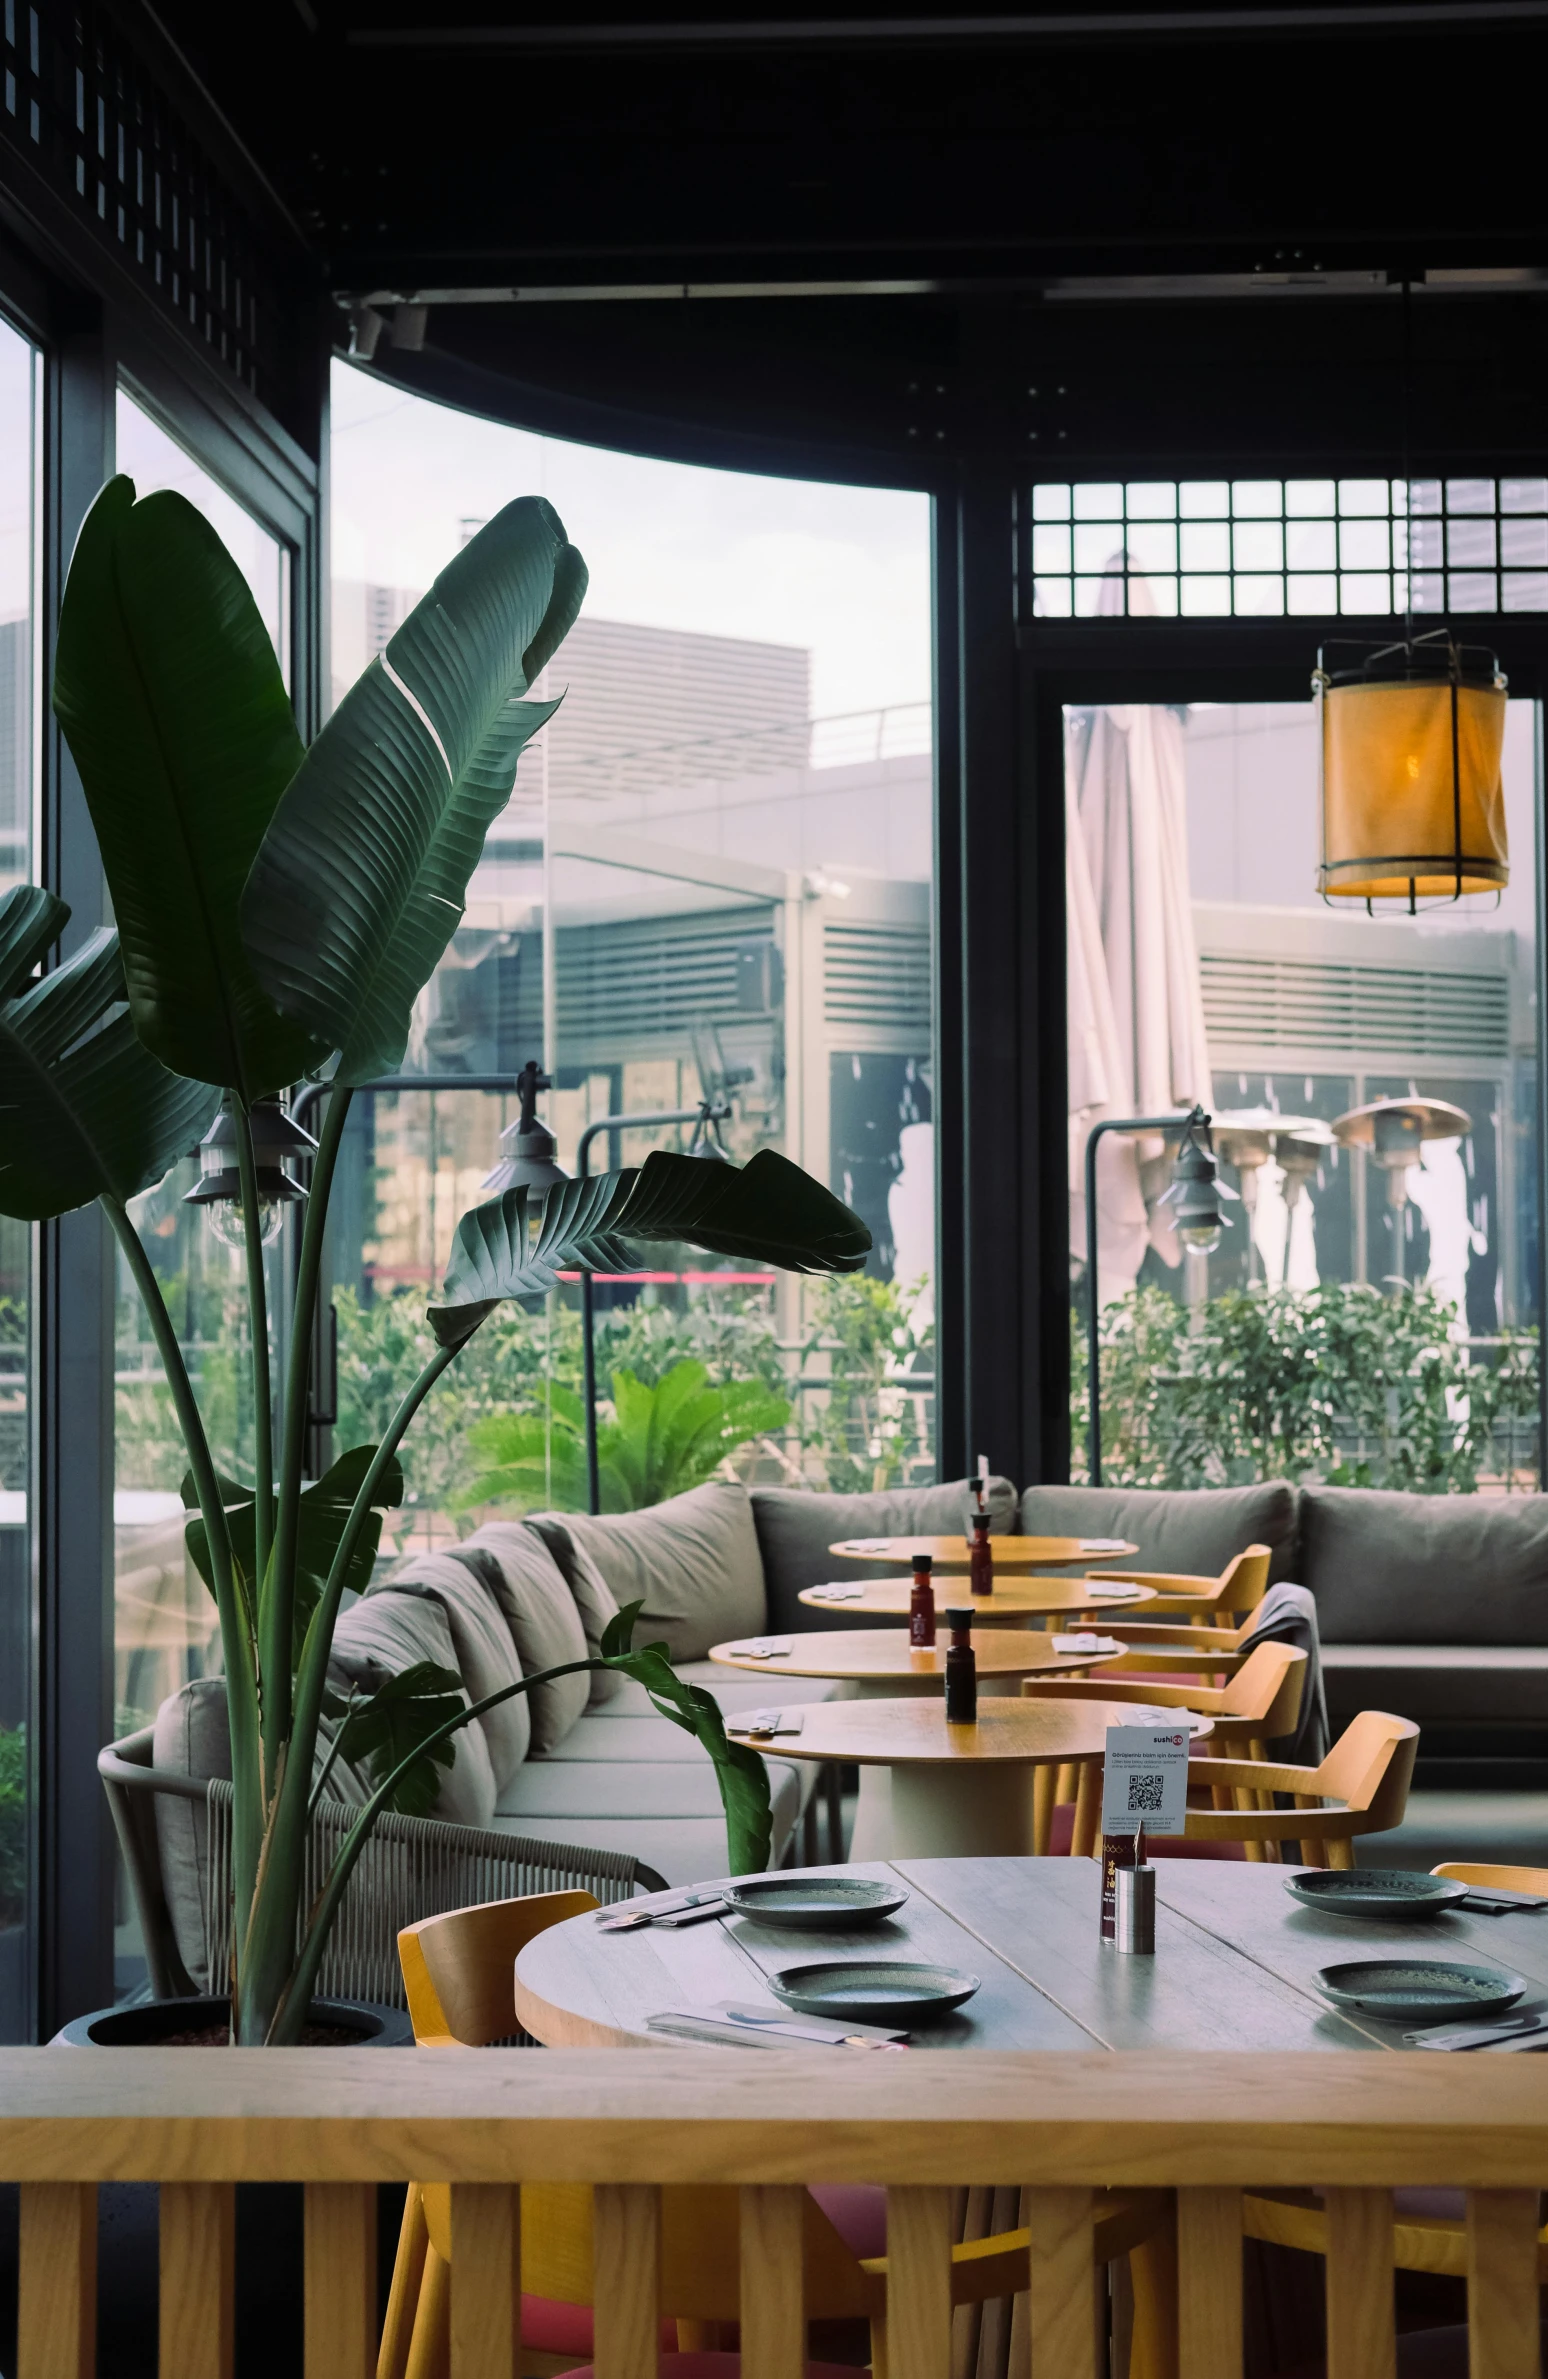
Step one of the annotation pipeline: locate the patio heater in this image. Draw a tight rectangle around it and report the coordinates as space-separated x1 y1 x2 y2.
1331 1095 1472 1289
1208 1109 1326 1286
1082 1106 1235 1486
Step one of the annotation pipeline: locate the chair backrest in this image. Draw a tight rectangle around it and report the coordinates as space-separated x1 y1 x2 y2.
1314 1711 1420 1824
1432 1861 1548 1892
1217 1545 1272 1612
1220 1641 1306 1736
400 1893 876 2321
399 1891 599 2045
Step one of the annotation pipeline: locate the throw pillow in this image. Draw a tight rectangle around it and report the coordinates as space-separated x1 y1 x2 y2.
1017 1481 1300 1588
533 1480 765 1663
450 1531 590 1751
484 1517 623 1703
749 1476 1017 1635
331 1586 497 1822
376 1551 531 1787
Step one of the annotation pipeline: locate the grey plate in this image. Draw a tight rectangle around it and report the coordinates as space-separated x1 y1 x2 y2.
721 1877 909 1930
1286 1869 1469 1922
1316 1958 1527 2026
769 1959 980 2023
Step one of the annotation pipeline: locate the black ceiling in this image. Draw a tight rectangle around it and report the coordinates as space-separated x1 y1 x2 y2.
142 1 1548 480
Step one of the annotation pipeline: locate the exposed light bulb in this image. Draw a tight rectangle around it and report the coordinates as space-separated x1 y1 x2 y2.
207 1195 286 1251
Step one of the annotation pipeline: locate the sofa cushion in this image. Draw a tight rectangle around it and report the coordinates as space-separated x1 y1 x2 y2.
1016 1481 1300 1586
1300 1486 1548 1647
445 1533 590 1752
749 1477 1017 1635
375 1552 530 1788
513 1518 623 1703
1321 1643 1548 1725
151 1676 233 1990
331 1588 498 1822
536 1482 765 1663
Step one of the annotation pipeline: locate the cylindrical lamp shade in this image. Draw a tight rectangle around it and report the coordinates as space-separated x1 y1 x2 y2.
1319 668 1508 902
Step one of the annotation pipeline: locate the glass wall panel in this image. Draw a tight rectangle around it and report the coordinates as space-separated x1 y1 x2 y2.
109 393 290 1995
0 314 38 2039
327 359 935 1545
1070 692 1539 1495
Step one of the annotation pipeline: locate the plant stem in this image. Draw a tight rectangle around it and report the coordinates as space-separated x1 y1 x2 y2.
232 1103 274 1598
238 1336 460 2043
263 1083 351 1772
103 1194 263 1912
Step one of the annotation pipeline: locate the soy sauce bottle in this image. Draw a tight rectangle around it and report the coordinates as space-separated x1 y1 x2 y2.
969 1508 994 1598
908 1552 936 1647
944 1608 978 1723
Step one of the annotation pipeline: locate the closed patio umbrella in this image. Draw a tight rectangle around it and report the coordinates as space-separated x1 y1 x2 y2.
1066 580 1214 1299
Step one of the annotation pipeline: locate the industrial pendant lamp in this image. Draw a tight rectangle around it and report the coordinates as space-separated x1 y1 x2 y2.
1314 629 1509 912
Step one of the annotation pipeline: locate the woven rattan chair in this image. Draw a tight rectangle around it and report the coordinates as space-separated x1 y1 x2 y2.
98 1724 665 2008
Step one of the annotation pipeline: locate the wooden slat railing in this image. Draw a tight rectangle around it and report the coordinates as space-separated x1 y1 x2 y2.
3 2047 1547 2379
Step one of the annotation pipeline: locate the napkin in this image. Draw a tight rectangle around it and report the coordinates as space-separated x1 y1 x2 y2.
809 1585 865 1603
729 1637 793 1658
1083 1582 1138 1599
845 1538 897 1553
1080 1538 1130 1553
1052 1633 1123 1656
1407 2014 1548 2051
1459 1887 1548 1914
647 2001 908 2049
729 1709 804 1739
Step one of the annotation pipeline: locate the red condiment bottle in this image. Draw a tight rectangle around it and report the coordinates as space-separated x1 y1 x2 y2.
908 1552 936 1647
969 1509 994 1598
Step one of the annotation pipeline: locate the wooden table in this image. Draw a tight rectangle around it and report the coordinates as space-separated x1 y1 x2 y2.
514 1855 1548 2056
721 1694 1211 1859
828 1533 1138 1570
799 1576 1156 1625
708 1627 1125 1699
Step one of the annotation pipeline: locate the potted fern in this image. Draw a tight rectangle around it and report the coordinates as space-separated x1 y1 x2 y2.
14 478 869 2043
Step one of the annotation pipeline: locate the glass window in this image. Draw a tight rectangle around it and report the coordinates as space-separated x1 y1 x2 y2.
0 313 37 2042
1069 690 1539 1496
326 359 936 1541
109 390 290 1999
1032 476 1548 621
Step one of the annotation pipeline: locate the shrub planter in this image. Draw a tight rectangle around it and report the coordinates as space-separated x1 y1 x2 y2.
51 1994 412 2047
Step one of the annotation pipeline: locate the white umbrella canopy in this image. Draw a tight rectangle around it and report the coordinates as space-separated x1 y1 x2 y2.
1066 676 1214 1302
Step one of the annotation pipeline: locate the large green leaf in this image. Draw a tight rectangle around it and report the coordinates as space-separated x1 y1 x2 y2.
242 498 587 1085
0 890 219 1221
428 1148 871 1352
182 1444 405 1662
320 1660 464 1818
51 477 326 1101
598 1605 772 1874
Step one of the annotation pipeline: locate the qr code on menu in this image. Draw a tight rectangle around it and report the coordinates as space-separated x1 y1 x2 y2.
1126 1773 1165 1813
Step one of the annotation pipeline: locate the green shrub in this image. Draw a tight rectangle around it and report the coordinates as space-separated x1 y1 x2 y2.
463 1357 791 1514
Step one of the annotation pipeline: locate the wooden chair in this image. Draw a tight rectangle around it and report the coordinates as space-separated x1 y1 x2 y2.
1022 1642 1307 1859
1083 1542 1272 1620
1045 1709 1417 1864
1431 1859 1548 1894
385 1894 1182 2379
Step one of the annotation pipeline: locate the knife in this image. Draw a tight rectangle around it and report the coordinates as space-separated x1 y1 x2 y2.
1406 2013 1548 2050
596 1888 728 1932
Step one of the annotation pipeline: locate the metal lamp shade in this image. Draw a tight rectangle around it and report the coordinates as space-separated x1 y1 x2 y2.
1318 657 1508 904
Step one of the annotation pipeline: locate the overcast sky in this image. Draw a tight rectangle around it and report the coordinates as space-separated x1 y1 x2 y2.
330 358 933 721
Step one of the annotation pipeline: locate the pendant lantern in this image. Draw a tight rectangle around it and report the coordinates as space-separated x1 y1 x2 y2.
1315 630 1509 910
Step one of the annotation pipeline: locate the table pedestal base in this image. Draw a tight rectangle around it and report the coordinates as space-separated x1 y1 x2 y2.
848 1762 1039 1859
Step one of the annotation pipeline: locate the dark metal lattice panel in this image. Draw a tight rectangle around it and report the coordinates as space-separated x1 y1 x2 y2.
0 0 298 408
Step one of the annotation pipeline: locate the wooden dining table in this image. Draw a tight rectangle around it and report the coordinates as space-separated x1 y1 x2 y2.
514 1856 1548 2055
721 1696 1212 1859
827 1533 1138 1571
799 1576 1156 1625
708 1626 1127 1697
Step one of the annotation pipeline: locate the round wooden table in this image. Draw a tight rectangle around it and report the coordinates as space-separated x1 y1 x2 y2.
799 1576 1155 1625
723 1694 1211 1859
828 1533 1137 1570
708 1626 1125 1699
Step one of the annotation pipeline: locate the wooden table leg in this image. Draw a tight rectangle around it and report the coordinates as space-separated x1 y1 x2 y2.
1071 1761 1102 1859
1032 1764 1055 1856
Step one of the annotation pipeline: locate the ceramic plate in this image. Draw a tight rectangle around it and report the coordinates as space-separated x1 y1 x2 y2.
1315 1959 1527 2026
768 1960 980 2022
721 1878 908 1930
1285 1870 1470 1922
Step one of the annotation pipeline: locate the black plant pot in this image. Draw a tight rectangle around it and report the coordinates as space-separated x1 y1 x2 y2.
50 1992 413 2047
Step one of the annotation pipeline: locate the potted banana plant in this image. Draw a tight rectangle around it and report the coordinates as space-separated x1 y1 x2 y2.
12 478 869 2044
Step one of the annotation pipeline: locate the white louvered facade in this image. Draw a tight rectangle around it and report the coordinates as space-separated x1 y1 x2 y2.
823 921 931 1033
1201 951 1511 1062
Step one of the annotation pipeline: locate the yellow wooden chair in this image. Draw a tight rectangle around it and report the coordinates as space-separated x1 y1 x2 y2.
1085 1542 1272 1620
1431 1859 1548 1895
383 1893 1182 2379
